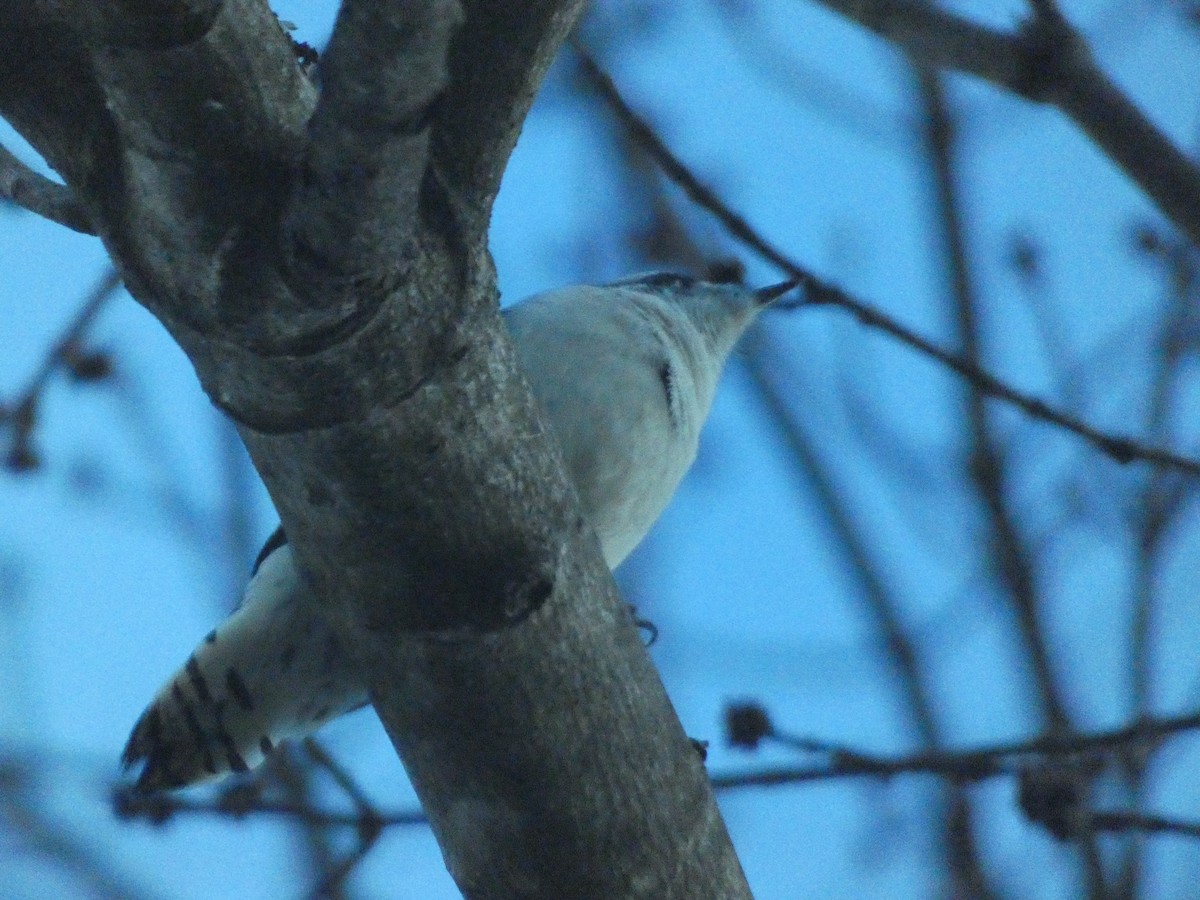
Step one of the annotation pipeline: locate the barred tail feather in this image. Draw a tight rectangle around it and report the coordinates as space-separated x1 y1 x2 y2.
122 539 368 791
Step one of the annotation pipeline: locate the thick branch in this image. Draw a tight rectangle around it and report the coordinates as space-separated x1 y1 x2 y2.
436 0 587 234
809 0 1200 247
0 144 95 234
0 22 111 211
282 0 463 287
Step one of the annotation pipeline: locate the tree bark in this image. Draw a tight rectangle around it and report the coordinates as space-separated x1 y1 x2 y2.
0 1 750 895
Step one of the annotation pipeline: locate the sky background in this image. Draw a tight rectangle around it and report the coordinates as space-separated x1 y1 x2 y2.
3 0 1200 897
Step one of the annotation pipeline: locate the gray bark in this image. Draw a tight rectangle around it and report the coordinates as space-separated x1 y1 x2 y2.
0 1 750 896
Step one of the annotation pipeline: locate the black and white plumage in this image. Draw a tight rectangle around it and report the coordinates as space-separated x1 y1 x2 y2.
122 526 369 790
122 274 796 791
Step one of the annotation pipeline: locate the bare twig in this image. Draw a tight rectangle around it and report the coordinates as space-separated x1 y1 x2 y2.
1 763 153 900
301 738 385 897
303 738 380 820
117 741 393 896
2 267 122 471
1111 227 1200 898
1091 811 1200 841
914 66 1106 891
807 0 1200 247
574 48 1200 478
268 749 348 900
112 784 425 829
0 143 95 235
741 333 997 896
6 268 121 407
715 702 1200 789
1018 766 1200 845
114 702 1200 850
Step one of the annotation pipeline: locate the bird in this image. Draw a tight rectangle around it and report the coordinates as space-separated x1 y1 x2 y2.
122 272 798 791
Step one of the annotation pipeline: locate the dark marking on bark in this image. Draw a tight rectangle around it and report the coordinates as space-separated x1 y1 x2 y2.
279 644 296 672
406 91 443 136
204 629 217 644
259 736 273 756
322 634 339 671
528 575 554 607
312 705 331 722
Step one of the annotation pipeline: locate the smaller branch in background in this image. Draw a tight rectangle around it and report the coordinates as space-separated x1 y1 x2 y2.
1 268 121 472
301 739 385 898
266 746 346 900
781 287 1200 476
719 701 1200 785
1 759 154 900
721 702 1200 846
1018 764 1200 843
573 47 1200 478
808 0 1200 248
115 741 401 896
0 144 95 235
1090 811 1200 841
112 783 426 830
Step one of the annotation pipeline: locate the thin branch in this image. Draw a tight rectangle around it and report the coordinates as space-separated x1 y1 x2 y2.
807 0 1200 247
915 66 1105 890
1114 225 1200 899
1 764 154 900
1091 811 1200 841
118 742 393 895
791 288 1200 473
7 268 121 407
268 750 348 900
714 704 1200 789
112 785 426 829
302 737 387 897
296 741 386 899
574 48 1200 478
741 334 997 896
915 62 1070 725
0 144 95 234
2 267 122 471
1130 235 1199 717
302 738 380 823
720 705 1200 787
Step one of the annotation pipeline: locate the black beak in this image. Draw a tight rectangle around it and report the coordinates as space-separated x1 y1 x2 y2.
754 279 800 305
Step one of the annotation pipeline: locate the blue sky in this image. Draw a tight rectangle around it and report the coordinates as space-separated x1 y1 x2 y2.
3 1 1200 897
